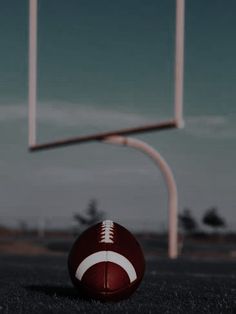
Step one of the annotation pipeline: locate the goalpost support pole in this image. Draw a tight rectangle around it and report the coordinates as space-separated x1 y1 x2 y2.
103 136 179 259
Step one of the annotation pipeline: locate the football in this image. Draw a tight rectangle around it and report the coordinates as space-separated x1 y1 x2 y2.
68 220 145 301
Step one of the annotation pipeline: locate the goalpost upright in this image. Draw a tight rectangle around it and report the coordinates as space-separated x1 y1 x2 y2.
28 0 38 147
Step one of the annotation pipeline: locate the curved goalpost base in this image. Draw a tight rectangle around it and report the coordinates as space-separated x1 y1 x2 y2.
103 136 178 259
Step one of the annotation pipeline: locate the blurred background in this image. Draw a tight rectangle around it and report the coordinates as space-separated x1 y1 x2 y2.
0 0 235 257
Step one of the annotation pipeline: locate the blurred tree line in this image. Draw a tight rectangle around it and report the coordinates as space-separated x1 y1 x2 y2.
179 207 226 235
73 199 105 233
73 201 228 236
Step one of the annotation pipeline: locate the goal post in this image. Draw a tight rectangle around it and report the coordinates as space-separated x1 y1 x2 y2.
28 0 37 147
27 0 186 259
174 0 185 129
28 0 185 150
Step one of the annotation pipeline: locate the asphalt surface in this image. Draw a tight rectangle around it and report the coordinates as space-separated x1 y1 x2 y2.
0 255 235 313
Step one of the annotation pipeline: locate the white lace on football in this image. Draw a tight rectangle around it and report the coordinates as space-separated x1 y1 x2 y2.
99 220 114 243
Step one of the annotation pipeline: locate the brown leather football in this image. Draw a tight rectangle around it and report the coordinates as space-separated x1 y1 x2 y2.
68 220 145 301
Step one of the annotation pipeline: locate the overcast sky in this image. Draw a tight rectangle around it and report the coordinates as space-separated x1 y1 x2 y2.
0 0 235 231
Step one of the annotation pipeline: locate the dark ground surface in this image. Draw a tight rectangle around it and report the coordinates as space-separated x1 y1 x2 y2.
0 254 235 314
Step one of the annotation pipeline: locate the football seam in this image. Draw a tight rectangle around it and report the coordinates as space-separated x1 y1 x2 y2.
81 275 143 296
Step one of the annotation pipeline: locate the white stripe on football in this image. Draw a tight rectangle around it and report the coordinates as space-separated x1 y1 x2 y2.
75 250 137 283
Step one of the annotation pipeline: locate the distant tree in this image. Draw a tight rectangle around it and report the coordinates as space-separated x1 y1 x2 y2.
73 199 105 232
178 208 198 235
202 207 226 232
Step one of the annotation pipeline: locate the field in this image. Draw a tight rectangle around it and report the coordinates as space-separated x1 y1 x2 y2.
0 253 235 313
